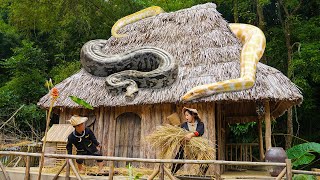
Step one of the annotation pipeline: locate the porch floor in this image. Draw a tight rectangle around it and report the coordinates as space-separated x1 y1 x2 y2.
1 167 275 180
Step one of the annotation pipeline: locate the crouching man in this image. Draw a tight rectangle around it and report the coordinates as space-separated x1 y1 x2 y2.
66 115 104 173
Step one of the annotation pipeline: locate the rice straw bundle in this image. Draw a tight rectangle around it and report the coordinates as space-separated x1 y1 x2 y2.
146 125 215 160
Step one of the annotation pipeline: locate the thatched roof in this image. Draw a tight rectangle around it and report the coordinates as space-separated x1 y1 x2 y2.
38 3 302 118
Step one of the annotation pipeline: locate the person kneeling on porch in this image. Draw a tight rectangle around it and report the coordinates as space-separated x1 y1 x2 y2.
66 115 104 174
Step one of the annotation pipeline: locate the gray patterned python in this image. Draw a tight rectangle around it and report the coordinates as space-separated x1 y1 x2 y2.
80 39 178 98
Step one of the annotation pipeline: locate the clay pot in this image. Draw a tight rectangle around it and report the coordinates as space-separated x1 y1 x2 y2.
265 147 287 177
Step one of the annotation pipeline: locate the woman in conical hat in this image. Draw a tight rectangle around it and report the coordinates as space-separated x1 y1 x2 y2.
171 107 208 175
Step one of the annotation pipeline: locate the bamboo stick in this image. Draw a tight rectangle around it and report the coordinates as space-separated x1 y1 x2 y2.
275 167 286 180
148 164 160 180
264 100 272 150
24 156 30 180
159 163 164 180
214 164 221 180
0 160 11 180
68 159 82 180
65 160 70 180
258 118 264 160
109 161 114 180
292 170 320 176
286 159 292 180
52 161 67 180
0 151 287 166
38 91 58 180
13 156 22 167
164 167 176 180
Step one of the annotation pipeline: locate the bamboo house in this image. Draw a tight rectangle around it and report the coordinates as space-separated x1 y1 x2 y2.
38 3 302 170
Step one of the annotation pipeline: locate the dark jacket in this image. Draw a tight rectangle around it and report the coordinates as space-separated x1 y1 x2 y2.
66 127 100 154
180 121 204 136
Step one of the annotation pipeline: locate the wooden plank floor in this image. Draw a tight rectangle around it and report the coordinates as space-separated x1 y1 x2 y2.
3 167 275 180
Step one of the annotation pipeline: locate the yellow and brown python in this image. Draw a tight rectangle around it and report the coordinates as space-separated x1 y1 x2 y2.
111 6 266 101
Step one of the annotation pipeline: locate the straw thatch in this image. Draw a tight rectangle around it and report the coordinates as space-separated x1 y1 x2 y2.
146 125 215 160
38 3 302 118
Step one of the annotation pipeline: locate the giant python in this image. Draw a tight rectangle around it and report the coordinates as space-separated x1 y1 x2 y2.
80 6 177 98
82 6 266 101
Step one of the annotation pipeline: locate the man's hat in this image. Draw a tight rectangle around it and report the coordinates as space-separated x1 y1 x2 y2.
67 115 88 126
182 107 199 115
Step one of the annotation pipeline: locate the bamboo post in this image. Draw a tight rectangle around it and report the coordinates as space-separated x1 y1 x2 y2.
164 167 176 180
148 164 160 180
214 164 221 180
264 100 272 151
24 156 30 180
68 159 82 180
159 163 164 180
286 159 292 180
0 160 11 180
38 92 58 180
52 161 67 180
65 160 70 180
275 167 286 180
13 156 22 167
258 118 265 161
109 161 114 180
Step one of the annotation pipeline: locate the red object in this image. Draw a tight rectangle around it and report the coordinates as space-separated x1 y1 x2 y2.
51 87 59 98
194 131 199 136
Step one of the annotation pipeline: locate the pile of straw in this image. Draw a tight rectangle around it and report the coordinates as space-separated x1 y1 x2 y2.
146 125 215 160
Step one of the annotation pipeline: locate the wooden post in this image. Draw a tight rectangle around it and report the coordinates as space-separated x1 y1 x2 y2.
264 100 272 151
109 161 114 180
275 167 286 180
0 160 11 180
24 156 31 180
217 104 222 160
286 159 292 180
212 102 216 160
164 167 176 180
148 164 160 180
13 156 22 167
68 159 82 180
258 118 265 160
159 163 164 180
65 160 70 180
53 161 67 180
214 164 221 180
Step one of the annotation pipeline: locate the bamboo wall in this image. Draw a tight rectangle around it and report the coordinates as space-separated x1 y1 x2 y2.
58 102 217 163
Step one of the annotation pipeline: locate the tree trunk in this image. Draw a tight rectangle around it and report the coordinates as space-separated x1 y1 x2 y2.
233 0 239 23
256 0 267 64
276 0 302 149
286 108 293 149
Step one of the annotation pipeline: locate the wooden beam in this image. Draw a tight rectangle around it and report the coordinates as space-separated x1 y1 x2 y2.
275 167 286 180
217 104 222 160
24 156 30 180
264 100 272 151
286 159 292 180
68 159 82 180
212 103 216 160
65 160 70 180
109 161 114 180
258 118 265 161
53 161 67 180
159 163 164 180
0 160 11 180
0 151 288 166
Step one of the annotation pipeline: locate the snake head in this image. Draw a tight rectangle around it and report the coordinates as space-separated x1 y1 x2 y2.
181 86 207 102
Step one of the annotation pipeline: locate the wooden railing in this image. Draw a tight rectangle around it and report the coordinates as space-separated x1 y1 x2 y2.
0 151 319 180
226 143 260 162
